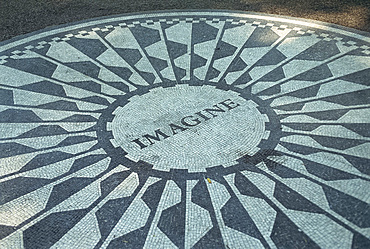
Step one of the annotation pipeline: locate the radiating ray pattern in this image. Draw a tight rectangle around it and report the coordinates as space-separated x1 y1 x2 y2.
0 11 369 248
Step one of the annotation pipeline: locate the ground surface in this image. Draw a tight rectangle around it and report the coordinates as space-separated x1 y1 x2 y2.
0 10 369 248
0 0 369 42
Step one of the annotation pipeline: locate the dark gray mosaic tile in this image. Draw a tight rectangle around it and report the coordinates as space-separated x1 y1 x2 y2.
322 89 370 106
67 38 107 60
16 125 69 138
343 155 370 175
304 109 349 120
60 113 98 122
213 41 237 60
295 40 341 61
265 160 304 178
303 160 357 181
285 84 321 98
259 67 285 81
340 68 370 85
255 48 286 66
343 123 370 137
130 25 161 48
68 154 107 173
23 210 88 249
158 202 186 247
21 81 67 97
274 182 323 213
0 89 13 105
221 197 263 239
244 27 280 48
5 58 57 78
20 151 73 172
323 186 370 228
293 64 333 81
234 172 265 198
45 177 94 209
65 61 101 78
36 100 80 111
0 142 36 158
0 109 42 123
352 233 370 249
0 177 50 205
166 40 187 60
310 135 367 150
271 212 320 249
69 80 102 93
0 225 15 240
100 171 132 197
96 197 128 238
192 227 225 249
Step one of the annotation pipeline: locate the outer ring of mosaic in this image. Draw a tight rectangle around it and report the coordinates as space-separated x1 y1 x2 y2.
96 81 282 179
1 10 369 56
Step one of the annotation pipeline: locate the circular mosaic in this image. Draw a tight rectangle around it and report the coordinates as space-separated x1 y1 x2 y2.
0 10 369 249
100 84 275 174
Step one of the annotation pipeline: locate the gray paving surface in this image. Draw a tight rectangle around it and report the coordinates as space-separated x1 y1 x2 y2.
1 0 369 42
0 10 369 249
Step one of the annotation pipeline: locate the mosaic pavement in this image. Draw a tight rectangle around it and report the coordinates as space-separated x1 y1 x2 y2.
0 10 369 248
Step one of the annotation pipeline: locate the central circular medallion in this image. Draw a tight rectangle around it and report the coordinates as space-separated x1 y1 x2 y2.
107 84 269 172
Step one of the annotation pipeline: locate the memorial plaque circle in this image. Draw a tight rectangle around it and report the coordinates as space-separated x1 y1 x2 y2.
97 82 282 178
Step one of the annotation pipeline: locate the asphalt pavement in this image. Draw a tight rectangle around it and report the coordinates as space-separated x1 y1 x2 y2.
0 0 369 42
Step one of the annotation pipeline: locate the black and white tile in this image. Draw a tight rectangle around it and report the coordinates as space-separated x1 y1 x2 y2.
0 11 369 249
